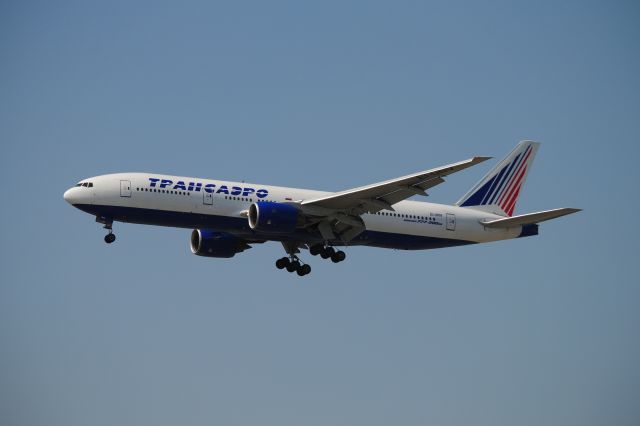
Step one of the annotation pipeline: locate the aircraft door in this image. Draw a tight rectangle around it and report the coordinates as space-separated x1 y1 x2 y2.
120 180 132 197
446 213 456 231
203 192 213 205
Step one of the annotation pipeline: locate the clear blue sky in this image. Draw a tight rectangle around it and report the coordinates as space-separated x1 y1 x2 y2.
1 1 639 425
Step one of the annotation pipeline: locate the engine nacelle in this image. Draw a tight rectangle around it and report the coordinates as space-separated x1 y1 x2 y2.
190 230 249 258
248 201 299 233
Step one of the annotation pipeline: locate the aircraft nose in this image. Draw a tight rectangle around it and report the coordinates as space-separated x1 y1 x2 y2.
64 188 78 205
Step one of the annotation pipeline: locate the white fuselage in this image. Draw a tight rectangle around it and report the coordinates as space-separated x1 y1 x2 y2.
64 172 523 250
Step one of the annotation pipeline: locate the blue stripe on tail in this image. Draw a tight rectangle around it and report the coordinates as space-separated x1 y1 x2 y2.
459 174 499 207
480 163 509 205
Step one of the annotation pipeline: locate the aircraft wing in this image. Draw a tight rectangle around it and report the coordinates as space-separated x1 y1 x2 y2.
301 156 491 214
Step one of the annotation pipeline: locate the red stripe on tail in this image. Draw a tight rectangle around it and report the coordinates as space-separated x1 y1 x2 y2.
501 165 528 215
505 184 522 216
498 148 532 206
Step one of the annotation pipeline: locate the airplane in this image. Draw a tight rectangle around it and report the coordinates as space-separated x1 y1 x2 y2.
63 141 580 276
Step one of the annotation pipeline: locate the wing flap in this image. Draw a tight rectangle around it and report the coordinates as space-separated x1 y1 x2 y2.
480 208 581 228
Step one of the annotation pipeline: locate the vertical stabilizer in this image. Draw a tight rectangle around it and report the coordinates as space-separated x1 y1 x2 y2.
456 141 540 217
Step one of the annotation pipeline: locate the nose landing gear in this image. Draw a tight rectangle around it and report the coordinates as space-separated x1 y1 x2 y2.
97 216 116 244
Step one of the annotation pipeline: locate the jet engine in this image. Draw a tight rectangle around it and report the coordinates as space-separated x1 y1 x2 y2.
248 201 300 233
190 230 250 258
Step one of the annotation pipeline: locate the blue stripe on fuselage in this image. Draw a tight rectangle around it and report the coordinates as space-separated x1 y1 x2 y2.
71 204 475 251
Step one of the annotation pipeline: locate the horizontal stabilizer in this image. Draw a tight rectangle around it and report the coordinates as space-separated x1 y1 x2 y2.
480 208 581 228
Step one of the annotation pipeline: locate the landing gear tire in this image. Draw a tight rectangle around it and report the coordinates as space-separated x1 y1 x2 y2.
331 250 346 263
286 260 299 273
297 264 311 276
104 233 116 244
320 246 335 259
275 257 290 269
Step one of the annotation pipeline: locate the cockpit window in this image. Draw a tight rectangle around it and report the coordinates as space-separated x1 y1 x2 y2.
88 182 93 188
75 183 82 187
82 182 88 187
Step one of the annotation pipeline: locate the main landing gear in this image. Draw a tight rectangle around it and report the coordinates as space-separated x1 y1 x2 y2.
309 244 346 263
275 256 311 276
275 243 347 277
